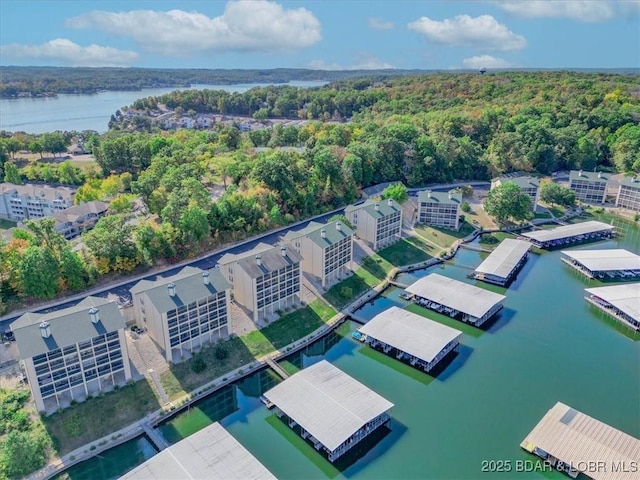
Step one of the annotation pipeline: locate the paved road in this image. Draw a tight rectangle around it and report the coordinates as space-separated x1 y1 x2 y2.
0 182 488 333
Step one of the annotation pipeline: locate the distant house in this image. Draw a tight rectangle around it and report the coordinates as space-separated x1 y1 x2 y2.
53 201 108 240
130 266 232 363
569 170 610 204
0 183 74 221
417 190 462 230
13 297 131 413
218 243 302 322
491 176 540 211
283 220 354 287
345 198 402 250
67 143 87 155
616 176 640 212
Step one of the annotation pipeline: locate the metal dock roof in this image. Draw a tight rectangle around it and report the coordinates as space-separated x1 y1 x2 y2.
585 283 640 322
358 306 462 363
521 402 640 480
561 249 640 272
405 273 506 318
521 221 614 243
121 422 276 480
263 360 393 452
474 239 531 279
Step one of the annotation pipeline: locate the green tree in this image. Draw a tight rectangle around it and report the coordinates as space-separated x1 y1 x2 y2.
82 214 139 273
29 140 44 159
382 183 409 204
0 429 50 478
20 246 59 298
177 206 210 246
540 182 576 207
41 132 67 158
3 162 22 185
484 182 533 224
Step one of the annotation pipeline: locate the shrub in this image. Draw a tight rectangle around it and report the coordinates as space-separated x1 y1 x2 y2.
460 201 471 213
340 286 353 299
190 354 207 373
214 343 229 361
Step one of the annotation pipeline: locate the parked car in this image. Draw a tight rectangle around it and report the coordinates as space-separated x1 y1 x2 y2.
3 330 15 341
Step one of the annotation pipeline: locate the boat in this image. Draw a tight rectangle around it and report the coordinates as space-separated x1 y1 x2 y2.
399 291 412 300
352 331 366 342
259 395 274 409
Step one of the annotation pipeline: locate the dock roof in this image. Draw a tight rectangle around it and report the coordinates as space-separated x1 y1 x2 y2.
263 360 393 452
121 422 276 480
562 249 640 272
405 273 506 318
283 220 354 248
521 221 614 243
358 307 461 363
13 297 124 359
521 402 640 480
474 239 531 279
585 283 640 321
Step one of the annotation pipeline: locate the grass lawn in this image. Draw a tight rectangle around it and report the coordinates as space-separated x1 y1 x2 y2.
42 380 161 455
414 221 475 250
324 255 394 309
376 237 434 266
0 218 17 230
160 300 336 400
533 212 552 219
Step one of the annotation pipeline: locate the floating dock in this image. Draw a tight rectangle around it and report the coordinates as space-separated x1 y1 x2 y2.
357 306 461 373
584 283 640 330
521 401 640 480
561 249 640 280
122 422 276 479
263 360 393 463
471 239 531 286
405 273 506 327
519 221 614 249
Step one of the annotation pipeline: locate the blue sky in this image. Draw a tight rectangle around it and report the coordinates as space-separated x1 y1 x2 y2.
1 1 638 70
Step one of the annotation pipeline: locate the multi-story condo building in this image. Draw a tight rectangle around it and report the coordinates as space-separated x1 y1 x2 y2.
0 183 74 221
616 176 640 212
344 198 403 250
417 190 462 230
12 297 131 413
569 170 609 204
130 266 232 363
490 176 540 211
53 201 108 240
283 220 354 287
218 243 302 322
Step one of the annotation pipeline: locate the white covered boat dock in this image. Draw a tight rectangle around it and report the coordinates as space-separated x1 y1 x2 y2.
405 273 506 327
561 249 640 280
472 239 531 285
357 306 462 373
520 221 614 249
263 360 394 463
521 401 640 480
584 283 640 330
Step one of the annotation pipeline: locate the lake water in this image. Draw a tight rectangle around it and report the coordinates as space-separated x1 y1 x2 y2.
56 218 640 479
0 81 326 134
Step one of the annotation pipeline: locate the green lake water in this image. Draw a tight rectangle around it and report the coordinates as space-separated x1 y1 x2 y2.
58 217 640 479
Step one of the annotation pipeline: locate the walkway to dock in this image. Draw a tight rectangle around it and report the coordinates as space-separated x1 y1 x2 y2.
265 357 290 379
388 279 409 289
141 422 169 452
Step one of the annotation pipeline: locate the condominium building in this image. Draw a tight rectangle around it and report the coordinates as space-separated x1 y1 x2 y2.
417 190 462 230
345 198 403 250
218 243 302 322
12 297 131 413
616 176 640 212
283 220 354 287
0 183 74 221
491 176 540 211
53 201 108 240
130 266 232 363
569 170 610 204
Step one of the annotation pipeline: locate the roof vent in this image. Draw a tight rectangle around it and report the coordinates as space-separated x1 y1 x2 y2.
256 254 262 266
387 198 393 207
89 307 100 324
427 190 432 198
374 203 379 212
597 171 602 179
203 271 210 285
578 169 583 177
280 246 287 257
39 321 51 339
168 282 176 297
336 222 342 231
321 228 327 239
448 192 453 200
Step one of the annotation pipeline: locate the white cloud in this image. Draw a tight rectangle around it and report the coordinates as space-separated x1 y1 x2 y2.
408 14 526 51
0 39 139 67
309 54 394 70
493 1 631 23
462 54 514 69
66 0 321 56
368 18 395 30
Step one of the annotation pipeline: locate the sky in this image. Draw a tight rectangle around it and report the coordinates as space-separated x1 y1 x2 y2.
0 0 638 70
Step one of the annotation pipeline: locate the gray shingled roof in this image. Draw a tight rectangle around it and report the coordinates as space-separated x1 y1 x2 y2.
345 198 401 219
217 242 274 267
0 183 75 200
493 176 540 189
283 220 353 248
12 297 125 359
130 266 231 313
620 176 640 188
569 170 610 183
417 190 462 205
